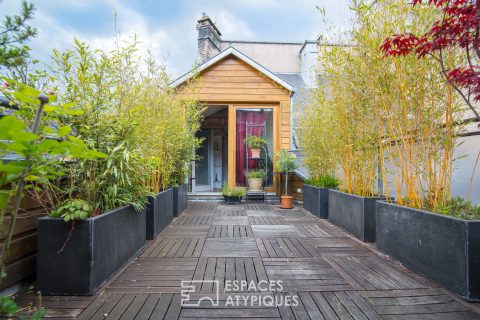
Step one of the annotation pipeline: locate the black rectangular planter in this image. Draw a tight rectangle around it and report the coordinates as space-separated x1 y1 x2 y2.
376 201 480 301
37 205 146 295
303 185 332 219
328 189 385 242
224 195 243 205
172 184 188 217
146 189 173 240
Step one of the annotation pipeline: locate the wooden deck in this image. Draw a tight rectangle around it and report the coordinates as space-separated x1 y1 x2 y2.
15 202 480 319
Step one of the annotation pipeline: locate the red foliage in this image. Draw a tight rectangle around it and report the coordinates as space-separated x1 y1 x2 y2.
381 0 480 119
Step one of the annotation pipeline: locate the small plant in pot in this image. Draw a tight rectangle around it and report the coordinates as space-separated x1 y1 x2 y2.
275 150 298 209
245 135 267 158
222 185 246 204
245 169 267 191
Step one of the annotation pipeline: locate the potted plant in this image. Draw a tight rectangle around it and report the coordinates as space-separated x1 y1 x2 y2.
38 202 146 295
275 150 298 209
245 135 267 158
303 175 339 219
146 188 173 240
222 185 246 204
245 169 267 191
171 183 188 217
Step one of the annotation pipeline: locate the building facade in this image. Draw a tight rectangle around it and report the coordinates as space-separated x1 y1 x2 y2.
172 14 317 194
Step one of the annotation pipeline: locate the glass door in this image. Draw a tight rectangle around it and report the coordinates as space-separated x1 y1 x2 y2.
235 109 274 188
195 130 212 191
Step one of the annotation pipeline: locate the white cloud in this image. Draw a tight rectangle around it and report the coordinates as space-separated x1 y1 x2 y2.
3 0 352 78
213 10 255 39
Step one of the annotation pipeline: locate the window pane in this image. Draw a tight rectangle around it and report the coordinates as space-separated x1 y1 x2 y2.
235 109 274 187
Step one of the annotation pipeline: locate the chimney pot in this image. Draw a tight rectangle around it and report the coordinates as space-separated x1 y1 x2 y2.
196 13 222 63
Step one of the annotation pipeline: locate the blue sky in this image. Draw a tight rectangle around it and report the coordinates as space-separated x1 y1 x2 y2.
2 0 352 78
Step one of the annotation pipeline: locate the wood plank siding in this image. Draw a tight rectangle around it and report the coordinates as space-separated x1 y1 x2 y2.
177 54 292 190
177 55 291 150
0 193 48 290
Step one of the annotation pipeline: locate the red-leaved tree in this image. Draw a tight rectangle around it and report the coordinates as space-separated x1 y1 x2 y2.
381 0 480 121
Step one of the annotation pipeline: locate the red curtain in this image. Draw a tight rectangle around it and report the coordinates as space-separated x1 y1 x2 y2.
236 110 266 186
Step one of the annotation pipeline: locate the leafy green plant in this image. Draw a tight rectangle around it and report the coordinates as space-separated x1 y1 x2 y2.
0 1 38 80
275 150 298 173
436 197 480 220
0 295 18 317
303 0 461 209
50 199 94 221
0 293 46 319
222 185 246 197
275 150 298 196
0 79 104 318
49 39 154 213
246 169 267 179
305 175 339 188
244 135 267 148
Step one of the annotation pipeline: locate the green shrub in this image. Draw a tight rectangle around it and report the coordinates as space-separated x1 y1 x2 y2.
246 169 267 179
50 199 94 221
305 175 339 188
221 185 246 197
49 39 152 214
275 150 298 173
436 197 480 220
244 135 267 148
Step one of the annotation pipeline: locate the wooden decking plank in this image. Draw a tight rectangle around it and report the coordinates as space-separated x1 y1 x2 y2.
252 257 268 282
346 291 383 320
118 293 149 320
255 238 269 257
192 238 205 257
323 291 354 320
13 202 480 319
193 257 208 281
164 294 182 320
77 294 109 320
334 291 369 320
269 239 287 258
297 292 326 320
103 293 135 319
215 257 226 292
310 292 340 320
149 293 173 319
328 257 376 290
235 257 246 284
243 256 257 285
362 256 425 289
134 293 160 319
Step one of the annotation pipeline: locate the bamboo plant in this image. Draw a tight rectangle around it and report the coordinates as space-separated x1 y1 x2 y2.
302 0 462 211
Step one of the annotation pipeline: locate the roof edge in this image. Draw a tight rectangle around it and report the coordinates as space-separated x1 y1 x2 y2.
169 47 295 92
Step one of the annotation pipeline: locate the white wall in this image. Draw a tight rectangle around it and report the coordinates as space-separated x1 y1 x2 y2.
300 42 319 88
382 134 480 205
451 134 480 204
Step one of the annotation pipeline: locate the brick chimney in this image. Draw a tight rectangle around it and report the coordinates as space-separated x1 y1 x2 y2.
196 13 222 63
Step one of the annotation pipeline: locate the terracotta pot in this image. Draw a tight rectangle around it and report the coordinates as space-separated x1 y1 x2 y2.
280 195 294 209
250 148 261 158
248 178 263 191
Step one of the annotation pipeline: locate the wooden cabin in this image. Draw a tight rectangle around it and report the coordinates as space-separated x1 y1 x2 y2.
172 14 318 198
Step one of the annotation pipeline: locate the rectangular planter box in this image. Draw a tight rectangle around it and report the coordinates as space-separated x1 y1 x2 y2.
37 205 146 295
172 184 188 217
376 201 480 301
328 189 385 242
146 189 173 240
303 185 332 219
